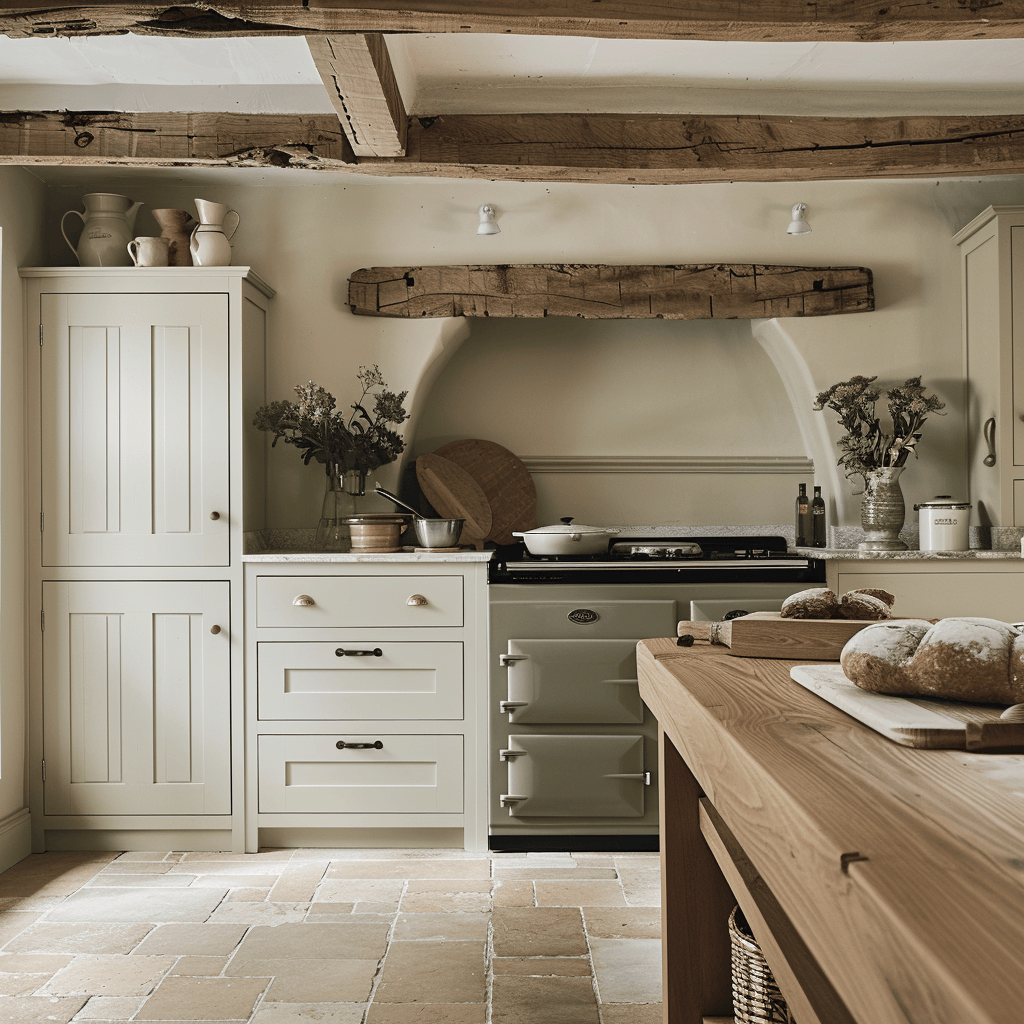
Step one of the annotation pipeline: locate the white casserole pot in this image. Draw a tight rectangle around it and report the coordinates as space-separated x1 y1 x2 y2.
513 517 620 556
913 495 971 552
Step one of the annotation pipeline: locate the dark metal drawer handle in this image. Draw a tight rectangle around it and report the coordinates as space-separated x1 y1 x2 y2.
336 740 384 750
335 648 383 657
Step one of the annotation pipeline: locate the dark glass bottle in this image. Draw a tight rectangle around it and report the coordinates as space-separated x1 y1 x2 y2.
795 483 810 547
812 485 827 548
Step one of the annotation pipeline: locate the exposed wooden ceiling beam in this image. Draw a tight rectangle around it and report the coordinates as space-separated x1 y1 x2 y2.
3 1 1024 42
306 33 406 157
0 111 354 167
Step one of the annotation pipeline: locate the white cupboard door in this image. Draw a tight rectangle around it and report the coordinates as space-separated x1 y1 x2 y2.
40 293 230 566
42 581 231 816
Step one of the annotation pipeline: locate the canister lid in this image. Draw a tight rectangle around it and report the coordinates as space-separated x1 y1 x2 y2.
913 495 972 510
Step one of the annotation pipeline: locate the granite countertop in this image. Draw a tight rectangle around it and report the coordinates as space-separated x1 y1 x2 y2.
793 546 1022 561
244 549 495 563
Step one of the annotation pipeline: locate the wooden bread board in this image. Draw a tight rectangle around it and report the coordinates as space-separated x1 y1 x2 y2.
415 452 492 549
677 611 909 661
791 663 1024 751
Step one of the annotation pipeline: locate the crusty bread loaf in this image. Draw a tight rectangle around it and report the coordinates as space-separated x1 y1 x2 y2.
849 588 895 609
840 617 1024 705
839 591 891 620
781 587 894 621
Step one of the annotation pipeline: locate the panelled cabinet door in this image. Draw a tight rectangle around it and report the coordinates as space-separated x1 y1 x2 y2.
40 293 229 566
42 581 231 816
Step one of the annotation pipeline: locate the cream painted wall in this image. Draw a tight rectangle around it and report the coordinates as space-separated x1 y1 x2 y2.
42 170 1024 528
0 166 45 862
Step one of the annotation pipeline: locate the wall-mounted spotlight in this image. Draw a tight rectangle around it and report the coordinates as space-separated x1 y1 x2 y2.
787 203 811 236
477 204 500 235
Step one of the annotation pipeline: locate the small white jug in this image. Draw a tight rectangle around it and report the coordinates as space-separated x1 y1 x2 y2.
127 236 169 267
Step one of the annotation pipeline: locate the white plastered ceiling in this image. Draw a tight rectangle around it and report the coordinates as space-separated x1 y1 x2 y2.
2 32 1024 117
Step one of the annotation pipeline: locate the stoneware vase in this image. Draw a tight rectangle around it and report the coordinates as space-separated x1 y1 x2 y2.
151 209 196 266
315 467 365 551
858 466 909 551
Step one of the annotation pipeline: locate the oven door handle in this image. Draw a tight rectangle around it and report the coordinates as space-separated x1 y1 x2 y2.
499 701 529 716
499 748 527 760
500 794 527 807
604 772 652 786
499 654 529 667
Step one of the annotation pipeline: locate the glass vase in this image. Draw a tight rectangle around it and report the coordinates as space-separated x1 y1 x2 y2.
314 467 366 551
858 466 908 551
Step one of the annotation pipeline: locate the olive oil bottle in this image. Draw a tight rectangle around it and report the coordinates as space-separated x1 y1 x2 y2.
812 485 827 548
795 483 811 547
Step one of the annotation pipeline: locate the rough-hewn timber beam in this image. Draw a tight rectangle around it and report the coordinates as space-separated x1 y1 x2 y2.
306 33 406 157
352 112 1024 184
348 264 874 320
0 110 354 167
3 1 1024 42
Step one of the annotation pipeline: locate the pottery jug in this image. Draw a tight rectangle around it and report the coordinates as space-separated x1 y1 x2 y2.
190 199 239 267
151 208 196 266
61 194 143 267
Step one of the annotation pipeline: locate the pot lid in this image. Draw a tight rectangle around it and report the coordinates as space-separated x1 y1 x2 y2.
913 495 972 510
514 517 621 536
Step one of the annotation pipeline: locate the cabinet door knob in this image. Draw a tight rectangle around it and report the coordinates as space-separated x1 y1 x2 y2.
210 624 222 635
407 594 428 606
210 511 221 520
293 595 315 607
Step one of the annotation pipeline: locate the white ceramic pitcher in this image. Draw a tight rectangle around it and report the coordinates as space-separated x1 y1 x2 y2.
61 194 143 267
190 199 240 267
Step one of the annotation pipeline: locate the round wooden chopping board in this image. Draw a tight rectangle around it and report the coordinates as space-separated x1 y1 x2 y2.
433 439 537 545
415 452 492 549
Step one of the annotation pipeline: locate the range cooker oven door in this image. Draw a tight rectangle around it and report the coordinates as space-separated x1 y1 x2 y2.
500 734 646 817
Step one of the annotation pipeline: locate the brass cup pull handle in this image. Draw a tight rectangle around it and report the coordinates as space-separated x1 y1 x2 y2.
336 648 383 657
293 595 315 607
407 594 428 607
210 511 221 520
336 740 383 750
210 624 222 635
984 417 997 467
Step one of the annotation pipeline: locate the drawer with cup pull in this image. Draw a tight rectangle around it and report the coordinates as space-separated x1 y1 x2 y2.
257 734 463 814
257 641 464 720
255 575 463 628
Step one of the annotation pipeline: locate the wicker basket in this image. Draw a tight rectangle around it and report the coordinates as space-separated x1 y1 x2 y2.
728 906 796 1024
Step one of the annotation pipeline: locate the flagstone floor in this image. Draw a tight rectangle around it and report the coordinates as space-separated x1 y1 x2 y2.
0 848 662 1023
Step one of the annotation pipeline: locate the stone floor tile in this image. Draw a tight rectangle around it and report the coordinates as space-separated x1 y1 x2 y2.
4 922 154 954
170 956 230 976
365 1004 486 1024
314 879 404 904
169 863 288 877
535 881 626 907
76 995 145 1019
267 863 328 904
233 922 389 961
322 849 481 861
617 869 662 908
399 892 490 914
0 994 88 1022
234 958 378 1001
391 913 489 941
0 896 67 912
305 903 354 916
374 941 486 1003
492 957 593 977
404 880 492 893
0 952 74 973
612 854 660 865
0 971 50 995
491 975 599 1024
97 863 173 875
491 908 588 958
583 907 661 939
226 888 273 902
354 902 401 915
133 924 248 957
599 1004 663 1024
136 976 270 1020
590 938 662 1003
87 875 197 888
0 911 40 946
111 852 180 863
0 853 117 898
251 1003 366 1023
326 860 490 880
207 903 308 926
177 852 293 863
492 880 534 907
190 875 280 888
568 855 617 867
41 953 176 996
45 888 228 924
492 868 619 880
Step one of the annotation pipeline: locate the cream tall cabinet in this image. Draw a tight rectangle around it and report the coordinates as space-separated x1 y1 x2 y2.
23 268 272 854
955 206 1024 526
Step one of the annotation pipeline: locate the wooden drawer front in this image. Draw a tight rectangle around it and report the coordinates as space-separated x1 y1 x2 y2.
256 575 463 628
258 734 463 814
257 642 463 721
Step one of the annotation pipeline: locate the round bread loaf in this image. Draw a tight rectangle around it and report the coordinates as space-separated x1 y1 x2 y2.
780 588 840 619
840 617 1024 704
848 587 896 609
839 591 891 620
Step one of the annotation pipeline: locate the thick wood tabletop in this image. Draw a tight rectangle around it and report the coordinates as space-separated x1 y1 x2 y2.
637 638 1024 1024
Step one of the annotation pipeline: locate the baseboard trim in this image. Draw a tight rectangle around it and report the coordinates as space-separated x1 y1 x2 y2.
522 455 813 474
0 808 32 873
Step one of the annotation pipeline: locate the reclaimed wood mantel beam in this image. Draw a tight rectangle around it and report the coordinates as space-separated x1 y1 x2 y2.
3 1 1024 42
348 264 874 320
0 110 354 167
306 33 407 157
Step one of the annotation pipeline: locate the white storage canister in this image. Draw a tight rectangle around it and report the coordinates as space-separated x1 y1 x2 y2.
914 495 972 551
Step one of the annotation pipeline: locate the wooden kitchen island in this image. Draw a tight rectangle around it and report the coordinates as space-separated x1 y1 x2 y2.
637 639 1024 1024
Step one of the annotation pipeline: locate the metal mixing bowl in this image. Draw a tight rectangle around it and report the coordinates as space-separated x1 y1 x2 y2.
413 518 465 548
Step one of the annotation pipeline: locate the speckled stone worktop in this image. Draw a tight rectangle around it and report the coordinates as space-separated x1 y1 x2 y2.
245 549 495 563
793 546 1022 561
